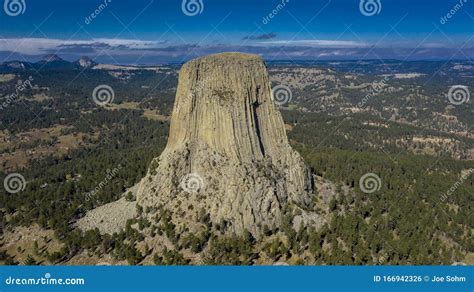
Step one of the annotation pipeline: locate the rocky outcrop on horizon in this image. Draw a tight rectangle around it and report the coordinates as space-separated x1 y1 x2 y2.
75 56 96 68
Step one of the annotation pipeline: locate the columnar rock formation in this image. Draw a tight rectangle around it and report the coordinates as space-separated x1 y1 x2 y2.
137 52 314 236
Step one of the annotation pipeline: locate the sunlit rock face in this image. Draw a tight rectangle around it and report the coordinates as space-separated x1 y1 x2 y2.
137 52 314 236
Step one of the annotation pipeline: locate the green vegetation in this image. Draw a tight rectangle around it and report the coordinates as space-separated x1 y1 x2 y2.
0 61 472 265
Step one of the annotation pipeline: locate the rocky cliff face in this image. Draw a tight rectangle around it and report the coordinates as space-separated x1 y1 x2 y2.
137 53 314 236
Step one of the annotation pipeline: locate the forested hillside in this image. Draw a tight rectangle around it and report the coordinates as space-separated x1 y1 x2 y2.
0 59 472 265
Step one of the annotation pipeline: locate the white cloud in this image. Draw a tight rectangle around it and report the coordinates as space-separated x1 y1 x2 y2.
0 38 165 55
257 39 367 47
0 38 369 56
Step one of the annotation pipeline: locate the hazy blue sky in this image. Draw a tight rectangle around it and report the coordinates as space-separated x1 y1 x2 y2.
0 0 473 63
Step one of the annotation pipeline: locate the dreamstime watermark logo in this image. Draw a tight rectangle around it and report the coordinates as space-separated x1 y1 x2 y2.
262 0 290 25
447 85 470 105
271 85 293 106
440 0 468 24
85 164 123 201
180 173 204 194
359 173 382 194
176 77 212 112
3 0 26 16
369 223 393 264
0 76 34 111
440 169 473 202
181 0 204 16
357 77 389 109
3 173 26 194
85 0 112 25
92 84 115 106
5 272 85 286
359 0 382 16
375 252 388 265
